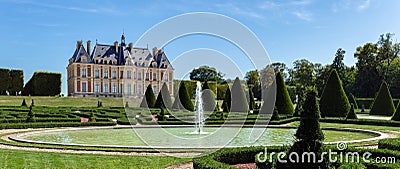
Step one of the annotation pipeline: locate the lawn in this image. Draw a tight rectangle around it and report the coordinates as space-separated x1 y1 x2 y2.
0 148 190 169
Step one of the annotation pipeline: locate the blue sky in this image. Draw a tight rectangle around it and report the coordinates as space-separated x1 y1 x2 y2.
0 0 399 95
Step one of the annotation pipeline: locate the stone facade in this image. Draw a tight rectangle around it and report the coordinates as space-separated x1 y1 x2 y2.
67 35 174 97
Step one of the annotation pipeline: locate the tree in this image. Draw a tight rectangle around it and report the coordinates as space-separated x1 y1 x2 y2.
189 66 224 83
248 87 255 110
377 33 400 82
270 62 287 78
245 70 261 100
332 48 346 77
222 87 231 112
154 83 172 109
346 104 357 119
290 59 315 87
354 43 381 98
0 68 9 95
275 72 294 115
202 81 210 90
391 102 400 121
230 77 248 112
319 69 350 118
140 85 156 108
383 57 400 98
177 81 194 111
370 81 396 116
26 105 35 122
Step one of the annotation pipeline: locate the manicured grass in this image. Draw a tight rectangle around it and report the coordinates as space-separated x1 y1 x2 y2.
0 96 127 107
0 148 190 169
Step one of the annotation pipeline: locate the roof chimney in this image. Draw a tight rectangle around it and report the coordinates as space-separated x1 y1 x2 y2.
114 41 118 53
152 47 158 56
76 40 83 49
128 43 133 52
86 40 91 55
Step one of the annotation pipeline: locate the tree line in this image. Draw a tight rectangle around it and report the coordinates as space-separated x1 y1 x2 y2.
194 33 400 99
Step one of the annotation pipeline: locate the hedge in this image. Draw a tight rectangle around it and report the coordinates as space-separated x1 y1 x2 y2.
23 71 61 96
0 68 23 95
193 146 288 169
0 121 116 129
275 72 294 115
0 118 81 123
320 118 400 127
378 138 400 151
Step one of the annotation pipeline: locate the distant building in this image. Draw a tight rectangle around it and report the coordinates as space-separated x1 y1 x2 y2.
67 34 174 97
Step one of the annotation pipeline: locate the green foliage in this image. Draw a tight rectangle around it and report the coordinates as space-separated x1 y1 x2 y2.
230 77 248 112
214 102 220 112
275 72 294 115
157 108 166 121
89 112 96 122
222 87 231 112
348 93 358 109
202 81 210 90
271 107 280 121
97 101 102 107
21 99 27 107
202 90 216 112
320 69 350 117
248 87 255 110
295 87 324 141
8 69 24 95
0 68 24 95
0 121 116 129
31 99 34 106
124 101 129 108
23 72 61 96
140 85 156 108
26 105 35 122
391 102 400 121
346 104 357 119
178 81 194 111
154 83 172 109
189 66 224 83
370 81 396 116
378 138 400 151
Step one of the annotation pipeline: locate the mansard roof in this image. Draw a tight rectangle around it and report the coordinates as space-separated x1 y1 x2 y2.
71 44 90 63
69 37 173 69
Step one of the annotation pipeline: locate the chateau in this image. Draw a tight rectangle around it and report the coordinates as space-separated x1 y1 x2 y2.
67 34 174 97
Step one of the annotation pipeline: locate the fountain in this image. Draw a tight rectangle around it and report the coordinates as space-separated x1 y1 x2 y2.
187 81 208 135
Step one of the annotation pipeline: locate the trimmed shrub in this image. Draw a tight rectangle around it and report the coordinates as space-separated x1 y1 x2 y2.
230 77 248 112
275 72 294 115
154 83 172 109
248 87 255 110
21 99 27 107
370 81 396 116
172 93 182 110
97 101 102 107
202 89 216 112
178 81 194 111
295 87 324 141
319 69 350 117
348 93 358 109
271 107 280 121
391 102 400 121
140 84 156 108
23 72 61 96
26 105 35 122
0 68 9 95
280 87 328 168
9 69 24 95
222 87 231 112
378 138 400 151
89 112 96 122
346 104 357 119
